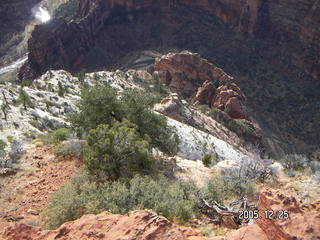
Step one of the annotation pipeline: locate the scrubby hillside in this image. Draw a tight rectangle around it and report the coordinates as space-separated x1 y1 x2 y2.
0 1 319 238
0 51 319 239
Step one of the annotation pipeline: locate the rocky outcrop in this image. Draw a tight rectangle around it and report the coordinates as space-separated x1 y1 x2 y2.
155 51 248 119
1 189 319 240
194 80 216 106
0 210 217 240
212 82 247 119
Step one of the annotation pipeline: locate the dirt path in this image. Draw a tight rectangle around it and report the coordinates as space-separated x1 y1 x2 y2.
0 144 81 226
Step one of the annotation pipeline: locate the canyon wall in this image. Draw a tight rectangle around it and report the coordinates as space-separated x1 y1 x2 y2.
18 0 320 81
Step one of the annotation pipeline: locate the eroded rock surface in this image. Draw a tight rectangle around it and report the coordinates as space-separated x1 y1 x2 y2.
0 210 216 240
155 51 248 119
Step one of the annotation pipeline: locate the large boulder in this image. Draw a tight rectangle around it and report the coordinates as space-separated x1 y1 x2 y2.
194 80 216 106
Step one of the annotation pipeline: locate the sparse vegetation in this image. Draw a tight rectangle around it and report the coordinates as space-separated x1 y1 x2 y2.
204 170 257 203
208 108 256 141
0 140 7 167
53 139 85 158
202 153 212 167
52 128 71 143
58 81 65 97
1 103 9 120
280 154 308 171
8 139 24 163
0 139 7 151
42 172 199 229
76 70 85 85
43 164 261 229
38 128 71 145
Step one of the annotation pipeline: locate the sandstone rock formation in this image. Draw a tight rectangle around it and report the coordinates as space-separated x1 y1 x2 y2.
0 189 319 240
18 0 319 82
0 210 217 240
155 51 248 119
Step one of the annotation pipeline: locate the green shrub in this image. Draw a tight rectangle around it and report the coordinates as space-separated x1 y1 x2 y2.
53 143 73 156
209 108 256 140
42 172 199 229
68 86 124 134
84 120 152 179
8 139 24 163
58 81 65 97
53 139 85 158
228 119 255 138
17 87 33 110
280 154 308 172
0 140 7 151
208 108 231 125
6 136 13 143
1 103 9 120
69 86 178 155
204 171 257 204
76 70 86 85
202 153 212 167
120 88 179 155
38 128 71 145
52 128 71 143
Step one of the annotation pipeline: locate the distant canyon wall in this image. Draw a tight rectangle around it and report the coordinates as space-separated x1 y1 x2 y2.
19 0 320 81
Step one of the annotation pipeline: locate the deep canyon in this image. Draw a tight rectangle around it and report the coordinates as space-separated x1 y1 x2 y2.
11 0 319 155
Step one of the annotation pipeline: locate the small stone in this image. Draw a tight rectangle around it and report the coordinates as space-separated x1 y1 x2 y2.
27 209 39 215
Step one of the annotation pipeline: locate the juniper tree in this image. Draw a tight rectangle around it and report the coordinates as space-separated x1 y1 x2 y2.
17 87 33 110
1 103 8 120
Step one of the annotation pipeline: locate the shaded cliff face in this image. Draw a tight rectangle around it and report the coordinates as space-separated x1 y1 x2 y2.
0 0 41 62
18 0 320 81
256 0 320 82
